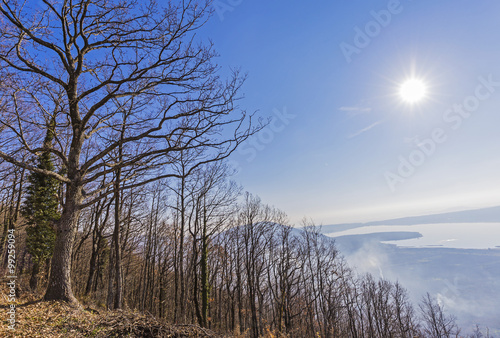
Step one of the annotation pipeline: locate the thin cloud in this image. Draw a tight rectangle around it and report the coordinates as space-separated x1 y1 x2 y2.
339 106 372 116
348 121 382 139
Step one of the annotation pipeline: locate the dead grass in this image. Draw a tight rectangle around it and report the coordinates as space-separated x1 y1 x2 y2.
0 284 222 337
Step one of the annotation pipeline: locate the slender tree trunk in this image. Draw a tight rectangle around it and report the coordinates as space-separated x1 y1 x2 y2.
236 251 244 331
112 121 125 309
13 168 25 223
193 247 203 326
107 240 115 308
18 245 27 275
159 260 166 318
200 202 209 327
85 240 99 296
179 176 186 322
45 257 51 284
112 172 123 309
30 260 40 291
88 199 110 295
173 219 179 321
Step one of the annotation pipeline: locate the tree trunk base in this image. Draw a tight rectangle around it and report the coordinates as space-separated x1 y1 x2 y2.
43 291 81 308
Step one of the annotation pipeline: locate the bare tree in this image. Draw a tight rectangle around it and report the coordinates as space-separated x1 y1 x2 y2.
201 163 239 326
419 292 460 338
0 0 258 304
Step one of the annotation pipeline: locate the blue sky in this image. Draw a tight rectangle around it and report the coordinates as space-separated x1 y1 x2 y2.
201 0 500 224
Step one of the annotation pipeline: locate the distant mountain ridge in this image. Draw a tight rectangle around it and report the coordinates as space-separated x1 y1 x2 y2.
322 206 500 234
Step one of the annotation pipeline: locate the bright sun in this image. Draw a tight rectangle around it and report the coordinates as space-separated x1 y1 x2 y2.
400 79 427 103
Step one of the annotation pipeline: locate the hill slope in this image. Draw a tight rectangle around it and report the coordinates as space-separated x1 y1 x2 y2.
0 296 221 338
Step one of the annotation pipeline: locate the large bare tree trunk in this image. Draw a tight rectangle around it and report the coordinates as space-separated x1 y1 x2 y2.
44 183 82 304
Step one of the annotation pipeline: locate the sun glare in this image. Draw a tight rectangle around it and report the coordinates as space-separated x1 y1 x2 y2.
400 79 427 103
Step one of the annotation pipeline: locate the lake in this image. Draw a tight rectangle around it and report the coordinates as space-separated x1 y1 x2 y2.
326 222 500 249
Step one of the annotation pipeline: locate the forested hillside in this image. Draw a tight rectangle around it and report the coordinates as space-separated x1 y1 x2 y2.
1 171 491 337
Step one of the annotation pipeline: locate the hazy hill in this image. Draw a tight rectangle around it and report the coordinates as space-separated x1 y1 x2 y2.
322 206 500 234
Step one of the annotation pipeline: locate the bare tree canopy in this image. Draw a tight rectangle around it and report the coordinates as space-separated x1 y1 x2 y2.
0 0 255 192
0 0 258 304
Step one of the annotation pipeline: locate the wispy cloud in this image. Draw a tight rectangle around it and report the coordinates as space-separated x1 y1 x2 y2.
339 106 372 116
348 121 382 139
